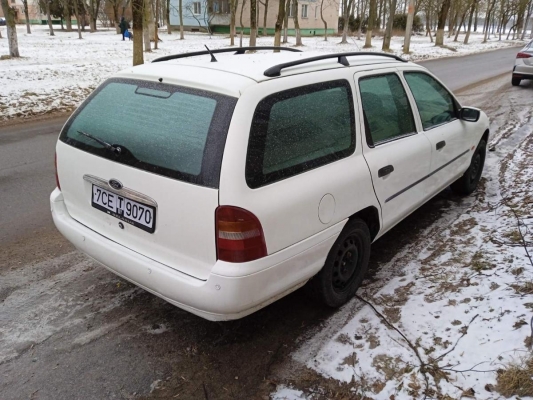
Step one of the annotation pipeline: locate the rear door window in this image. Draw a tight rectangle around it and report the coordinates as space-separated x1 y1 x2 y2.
359 73 416 146
60 78 237 188
246 80 356 188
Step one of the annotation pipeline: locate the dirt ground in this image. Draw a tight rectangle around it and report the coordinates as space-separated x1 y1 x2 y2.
1 75 531 400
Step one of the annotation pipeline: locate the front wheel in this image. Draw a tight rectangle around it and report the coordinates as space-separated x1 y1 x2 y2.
451 140 486 196
512 77 521 86
308 218 371 308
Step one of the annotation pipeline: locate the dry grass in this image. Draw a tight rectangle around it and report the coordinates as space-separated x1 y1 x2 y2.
511 281 533 295
496 354 533 397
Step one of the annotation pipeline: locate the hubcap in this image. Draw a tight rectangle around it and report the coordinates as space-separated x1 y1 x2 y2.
332 235 360 293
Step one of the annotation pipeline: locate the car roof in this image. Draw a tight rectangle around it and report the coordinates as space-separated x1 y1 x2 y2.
114 51 414 97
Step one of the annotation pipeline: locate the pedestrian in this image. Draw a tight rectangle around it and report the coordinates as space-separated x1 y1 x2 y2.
119 17 129 41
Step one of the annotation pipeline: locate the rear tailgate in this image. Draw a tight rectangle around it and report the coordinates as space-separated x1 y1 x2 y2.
56 78 238 280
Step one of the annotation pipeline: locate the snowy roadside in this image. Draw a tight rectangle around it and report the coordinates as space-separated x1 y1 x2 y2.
0 25 527 122
271 78 533 399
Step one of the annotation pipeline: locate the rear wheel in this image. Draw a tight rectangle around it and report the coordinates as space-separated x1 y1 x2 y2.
451 140 486 196
308 218 371 308
512 77 521 86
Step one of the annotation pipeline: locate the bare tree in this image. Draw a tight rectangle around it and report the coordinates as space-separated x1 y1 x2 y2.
230 0 239 44
239 0 247 46
21 0 31 33
283 0 290 43
143 0 152 51
364 0 377 47
1 0 20 56
185 0 215 36
73 0 83 38
132 0 144 65
154 0 160 48
464 0 478 43
435 0 451 45
294 0 302 45
179 0 184 38
87 0 102 31
261 0 268 35
166 0 172 33
274 0 285 48
320 0 328 40
404 0 415 52
250 0 257 45
382 0 397 50
522 0 533 39
340 0 355 43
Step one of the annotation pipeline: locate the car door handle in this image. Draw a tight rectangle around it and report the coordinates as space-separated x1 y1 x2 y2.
436 141 446 150
378 165 394 178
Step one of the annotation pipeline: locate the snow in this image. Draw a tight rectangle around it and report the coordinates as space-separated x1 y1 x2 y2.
0 24 528 122
271 77 533 399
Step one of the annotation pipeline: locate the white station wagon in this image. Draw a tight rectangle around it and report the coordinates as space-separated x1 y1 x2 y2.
51 47 489 321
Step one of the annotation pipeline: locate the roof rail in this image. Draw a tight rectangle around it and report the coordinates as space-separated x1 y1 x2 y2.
263 52 407 77
152 46 302 63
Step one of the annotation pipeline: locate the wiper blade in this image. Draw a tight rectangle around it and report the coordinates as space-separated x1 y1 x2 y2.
77 130 121 155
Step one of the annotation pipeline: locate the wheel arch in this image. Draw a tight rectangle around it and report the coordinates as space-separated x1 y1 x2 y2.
481 129 489 144
349 206 380 242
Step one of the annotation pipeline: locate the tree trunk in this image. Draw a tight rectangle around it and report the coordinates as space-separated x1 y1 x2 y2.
239 0 246 46
73 0 83 38
166 0 172 33
143 0 152 51
274 0 285 48
46 0 55 36
294 0 302 45
262 0 268 35
340 0 353 44
364 0 376 48
404 0 415 52
113 3 120 33
382 0 397 51
435 0 451 46
463 0 477 44
132 0 144 65
473 2 478 31
1 0 20 56
179 0 184 39
453 11 466 41
230 0 236 44
250 0 257 45
65 3 72 32
320 0 327 40
282 0 289 43
22 0 31 33
154 0 159 48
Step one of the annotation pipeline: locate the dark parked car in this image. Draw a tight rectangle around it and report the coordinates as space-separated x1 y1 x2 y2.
0 17 7 26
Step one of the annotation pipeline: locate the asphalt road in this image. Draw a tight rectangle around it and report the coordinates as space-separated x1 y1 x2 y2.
0 46 520 246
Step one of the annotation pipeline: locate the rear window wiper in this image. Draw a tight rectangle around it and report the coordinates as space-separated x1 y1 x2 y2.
77 130 122 155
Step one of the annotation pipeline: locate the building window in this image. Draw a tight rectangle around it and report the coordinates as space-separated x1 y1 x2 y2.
301 4 308 18
315 5 318 18
193 1 202 14
287 1 295 17
10 0 15 4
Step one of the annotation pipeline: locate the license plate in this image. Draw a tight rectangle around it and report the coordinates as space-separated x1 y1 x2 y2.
91 185 156 233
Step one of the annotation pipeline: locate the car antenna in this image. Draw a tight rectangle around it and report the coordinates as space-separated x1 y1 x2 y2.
204 45 218 62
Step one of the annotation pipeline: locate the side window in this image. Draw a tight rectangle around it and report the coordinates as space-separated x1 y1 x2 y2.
359 73 416 146
404 72 457 130
246 80 355 188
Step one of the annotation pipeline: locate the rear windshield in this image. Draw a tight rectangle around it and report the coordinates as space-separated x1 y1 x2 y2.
60 78 237 188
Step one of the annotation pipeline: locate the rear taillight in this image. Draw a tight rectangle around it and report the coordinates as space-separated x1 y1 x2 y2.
55 152 61 190
216 206 267 263
517 52 532 59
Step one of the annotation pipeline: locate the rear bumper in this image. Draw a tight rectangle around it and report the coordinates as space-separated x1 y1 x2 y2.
513 64 533 79
51 188 343 321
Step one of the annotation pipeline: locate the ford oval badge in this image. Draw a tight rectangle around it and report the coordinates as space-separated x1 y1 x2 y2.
109 179 123 190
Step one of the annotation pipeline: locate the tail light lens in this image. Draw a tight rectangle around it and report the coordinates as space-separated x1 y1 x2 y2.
55 153 61 190
216 206 267 263
517 52 532 59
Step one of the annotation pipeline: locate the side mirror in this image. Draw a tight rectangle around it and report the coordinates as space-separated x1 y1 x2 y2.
460 107 480 122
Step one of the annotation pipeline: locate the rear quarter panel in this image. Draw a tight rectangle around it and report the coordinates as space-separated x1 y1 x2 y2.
219 69 380 257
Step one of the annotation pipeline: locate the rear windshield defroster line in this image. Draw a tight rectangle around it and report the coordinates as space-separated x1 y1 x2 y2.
60 78 237 189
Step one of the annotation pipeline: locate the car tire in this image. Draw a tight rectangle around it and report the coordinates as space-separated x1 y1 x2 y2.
307 218 371 308
450 140 486 196
512 77 521 86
